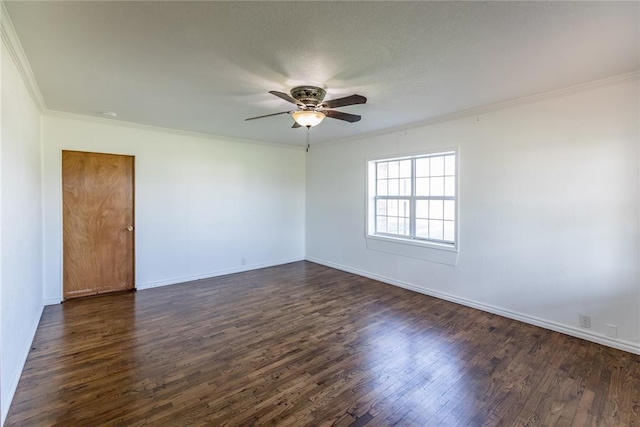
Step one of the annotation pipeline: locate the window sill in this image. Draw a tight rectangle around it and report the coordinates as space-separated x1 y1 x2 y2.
365 234 459 266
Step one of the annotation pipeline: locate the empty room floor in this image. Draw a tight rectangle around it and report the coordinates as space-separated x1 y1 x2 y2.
6 261 640 426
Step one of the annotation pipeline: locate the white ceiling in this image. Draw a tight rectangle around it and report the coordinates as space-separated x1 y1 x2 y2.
5 1 639 146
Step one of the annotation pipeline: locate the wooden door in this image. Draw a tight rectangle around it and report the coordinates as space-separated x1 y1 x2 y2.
62 150 135 299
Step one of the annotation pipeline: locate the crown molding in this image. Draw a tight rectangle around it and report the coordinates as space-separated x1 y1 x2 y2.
0 1 298 151
1 1 47 112
318 70 640 148
43 109 306 151
2 0 636 151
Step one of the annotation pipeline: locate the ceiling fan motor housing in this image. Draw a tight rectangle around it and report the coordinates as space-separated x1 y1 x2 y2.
245 86 364 125
290 86 326 107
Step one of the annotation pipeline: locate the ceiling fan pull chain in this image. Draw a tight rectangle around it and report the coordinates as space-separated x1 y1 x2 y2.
306 126 311 152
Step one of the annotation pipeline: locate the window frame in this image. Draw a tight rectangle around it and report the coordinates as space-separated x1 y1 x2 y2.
366 148 459 253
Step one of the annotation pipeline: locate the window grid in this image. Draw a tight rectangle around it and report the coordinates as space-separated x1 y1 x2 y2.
374 152 456 245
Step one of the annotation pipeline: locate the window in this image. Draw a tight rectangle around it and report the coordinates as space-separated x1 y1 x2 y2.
367 150 457 249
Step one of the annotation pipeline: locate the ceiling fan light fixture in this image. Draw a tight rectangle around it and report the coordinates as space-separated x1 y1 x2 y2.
292 110 325 127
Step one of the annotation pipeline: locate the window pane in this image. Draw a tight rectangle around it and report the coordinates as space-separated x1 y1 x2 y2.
443 221 455 241
429 200 443 220
444 176 455 197
377 216 387 233
430 177 444 196
443 200 455 220
377 180 387 196
445 155 455 176
388 161 399 179
416 178 429 196
377 162 388 179
388 179 399 196
400 178 411 196
371 151 456 245
399 160 411 178
397 219 405 235
388 217 398 234
416 158 429 177
399 199 410 217
398 217 410 235
429 220 444 240
431 156 445 176
416 219 429 238
416 200 428 219
388 199 398 216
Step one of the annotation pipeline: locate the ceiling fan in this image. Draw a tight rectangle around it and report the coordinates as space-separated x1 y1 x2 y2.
245 86 367 128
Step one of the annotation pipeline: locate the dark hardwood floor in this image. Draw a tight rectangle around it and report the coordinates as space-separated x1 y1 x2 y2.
6 261 640 426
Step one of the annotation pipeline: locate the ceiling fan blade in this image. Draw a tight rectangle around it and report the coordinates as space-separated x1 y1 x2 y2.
323 110 361 123
321 94 367 109
245 111 292 121
269 91 303 106
292 121 302 129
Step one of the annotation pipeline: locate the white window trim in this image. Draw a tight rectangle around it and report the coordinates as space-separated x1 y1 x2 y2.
365 147 460 259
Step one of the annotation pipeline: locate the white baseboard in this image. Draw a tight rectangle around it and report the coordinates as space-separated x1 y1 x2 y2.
305 256 640 356
42 257 305 303
137 257 305 290
1 303 44 425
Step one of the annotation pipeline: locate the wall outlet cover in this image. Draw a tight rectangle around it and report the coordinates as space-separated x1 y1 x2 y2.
579 314 591 328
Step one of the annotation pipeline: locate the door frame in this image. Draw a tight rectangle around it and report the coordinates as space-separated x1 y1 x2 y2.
59 149 136 300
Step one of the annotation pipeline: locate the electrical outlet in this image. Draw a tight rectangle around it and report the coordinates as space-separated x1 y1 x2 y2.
605 324 617 338
579 314 591 328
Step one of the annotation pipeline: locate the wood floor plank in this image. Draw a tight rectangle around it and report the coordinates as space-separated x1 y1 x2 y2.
6 261 640 426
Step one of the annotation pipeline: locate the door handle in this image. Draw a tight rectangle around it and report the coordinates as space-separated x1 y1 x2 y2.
126 226 134 232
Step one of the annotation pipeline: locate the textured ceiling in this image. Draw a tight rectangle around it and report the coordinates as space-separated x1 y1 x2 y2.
5 1 639 146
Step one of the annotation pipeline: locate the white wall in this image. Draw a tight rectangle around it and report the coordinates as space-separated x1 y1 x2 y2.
306 79 640 353
0 41 43 423
42 116 305 302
